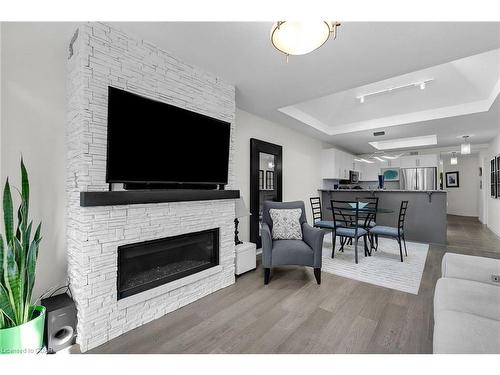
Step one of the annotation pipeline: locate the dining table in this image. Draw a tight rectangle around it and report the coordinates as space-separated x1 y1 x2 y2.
326 205 396 259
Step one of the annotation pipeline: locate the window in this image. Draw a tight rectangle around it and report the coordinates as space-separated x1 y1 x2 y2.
259 170 264 190
266 170 275 190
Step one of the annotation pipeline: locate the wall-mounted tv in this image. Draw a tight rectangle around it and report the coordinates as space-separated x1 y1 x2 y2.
105 87 231 186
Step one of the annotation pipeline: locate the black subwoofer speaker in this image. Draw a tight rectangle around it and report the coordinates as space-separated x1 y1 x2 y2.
41 293 77 353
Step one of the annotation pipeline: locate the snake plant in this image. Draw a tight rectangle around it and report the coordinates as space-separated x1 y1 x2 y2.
0 159 42 329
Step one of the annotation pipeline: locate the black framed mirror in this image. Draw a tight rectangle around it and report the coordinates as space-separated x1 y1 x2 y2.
250 138 283 248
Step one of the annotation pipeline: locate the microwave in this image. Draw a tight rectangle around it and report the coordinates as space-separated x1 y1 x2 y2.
349 170 359 183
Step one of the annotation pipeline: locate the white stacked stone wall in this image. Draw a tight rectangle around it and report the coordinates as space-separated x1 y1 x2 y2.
66 22 236 352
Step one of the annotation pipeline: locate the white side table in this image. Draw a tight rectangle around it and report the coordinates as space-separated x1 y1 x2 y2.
235 242 257 275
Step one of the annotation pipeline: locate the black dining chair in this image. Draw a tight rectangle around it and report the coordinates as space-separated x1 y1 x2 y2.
310 197 336 229
368 200 408 262
356 196 379 250
310 197 338 249
330 200 370 264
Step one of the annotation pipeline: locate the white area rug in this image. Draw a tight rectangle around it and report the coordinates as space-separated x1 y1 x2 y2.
321 233 429 294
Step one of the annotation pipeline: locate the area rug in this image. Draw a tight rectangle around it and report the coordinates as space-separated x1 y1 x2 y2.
321 234 429 294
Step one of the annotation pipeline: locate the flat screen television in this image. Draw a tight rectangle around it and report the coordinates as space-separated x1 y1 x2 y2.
105 87 231 186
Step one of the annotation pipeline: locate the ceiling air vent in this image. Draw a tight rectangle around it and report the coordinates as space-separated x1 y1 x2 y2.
409 151 419 155
373 131 385 137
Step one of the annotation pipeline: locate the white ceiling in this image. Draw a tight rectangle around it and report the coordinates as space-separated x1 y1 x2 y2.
111 22 500 154
279 49 500 136
332 94 500 154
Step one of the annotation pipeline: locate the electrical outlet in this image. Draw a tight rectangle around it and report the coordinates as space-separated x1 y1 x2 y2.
492 275 500 283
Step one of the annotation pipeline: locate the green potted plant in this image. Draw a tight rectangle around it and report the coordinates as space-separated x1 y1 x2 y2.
0 159 44 354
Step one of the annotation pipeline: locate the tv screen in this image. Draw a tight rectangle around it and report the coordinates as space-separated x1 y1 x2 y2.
106 87 231 185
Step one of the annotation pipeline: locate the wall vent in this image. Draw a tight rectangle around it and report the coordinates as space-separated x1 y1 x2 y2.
409 151 419 155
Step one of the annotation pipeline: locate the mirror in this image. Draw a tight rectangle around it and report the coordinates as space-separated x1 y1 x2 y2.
258 153 278 238
250 139 282 248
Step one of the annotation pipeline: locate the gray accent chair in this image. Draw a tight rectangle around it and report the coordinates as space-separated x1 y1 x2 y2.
261 200 325 285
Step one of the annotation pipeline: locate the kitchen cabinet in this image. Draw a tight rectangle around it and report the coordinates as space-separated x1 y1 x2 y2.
321 149 355 180
386 158 401 168
355 161 381 181
399 154 438 168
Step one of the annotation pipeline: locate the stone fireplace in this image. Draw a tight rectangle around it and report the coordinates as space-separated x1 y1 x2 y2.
66 23 237 352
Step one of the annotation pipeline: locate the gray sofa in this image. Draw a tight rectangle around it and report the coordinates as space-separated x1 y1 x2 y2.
261 201 325 285
433 253 500 353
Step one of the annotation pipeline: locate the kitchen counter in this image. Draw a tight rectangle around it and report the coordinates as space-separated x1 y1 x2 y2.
318 189 447 244
319 189 445 193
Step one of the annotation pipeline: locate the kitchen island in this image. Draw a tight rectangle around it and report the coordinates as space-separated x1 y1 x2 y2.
318 189 447 244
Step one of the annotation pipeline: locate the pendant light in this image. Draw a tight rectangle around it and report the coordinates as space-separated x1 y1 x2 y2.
450 152 458 165
460 136 471 155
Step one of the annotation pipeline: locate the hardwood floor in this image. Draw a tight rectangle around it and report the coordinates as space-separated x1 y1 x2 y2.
89 215 500 354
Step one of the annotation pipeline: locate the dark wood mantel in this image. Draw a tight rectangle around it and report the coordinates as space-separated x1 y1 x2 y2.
80 189 240 207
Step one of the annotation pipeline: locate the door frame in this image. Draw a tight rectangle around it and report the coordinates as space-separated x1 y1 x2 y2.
250 138 283 248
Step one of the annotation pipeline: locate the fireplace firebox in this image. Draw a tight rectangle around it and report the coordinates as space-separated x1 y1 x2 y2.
117 228 219 300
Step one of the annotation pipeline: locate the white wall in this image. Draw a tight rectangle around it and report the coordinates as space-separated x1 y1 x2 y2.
481 133 500 237
1 23 3 185
443 153 480 217
234 108 326 242
0 23 327 299
1 23 74 299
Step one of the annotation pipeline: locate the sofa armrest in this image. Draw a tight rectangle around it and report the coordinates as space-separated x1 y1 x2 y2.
442 253 500 287
302 222 325 268
261 222 273 268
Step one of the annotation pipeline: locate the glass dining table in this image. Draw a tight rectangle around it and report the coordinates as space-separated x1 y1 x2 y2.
325 205 395 257
326 206 395 214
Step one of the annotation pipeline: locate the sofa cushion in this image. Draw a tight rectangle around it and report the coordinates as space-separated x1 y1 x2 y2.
442 252 500 287
269 208 303 240
434 277 500 321
271 240 313 266
433 310 500 354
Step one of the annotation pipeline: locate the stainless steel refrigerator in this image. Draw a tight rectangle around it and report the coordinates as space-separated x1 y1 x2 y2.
400 167 437 190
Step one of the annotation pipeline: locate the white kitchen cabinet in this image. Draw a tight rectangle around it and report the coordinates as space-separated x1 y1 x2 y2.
364 162 381 181
386 158 401 168
355 161 380 181
399 154 438 168
399 156 415 168
321 148 355 180
416 154 438 168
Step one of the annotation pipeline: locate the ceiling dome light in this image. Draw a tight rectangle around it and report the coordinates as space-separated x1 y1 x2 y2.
450 152 458 165
271 21 341 57
460 135 471 155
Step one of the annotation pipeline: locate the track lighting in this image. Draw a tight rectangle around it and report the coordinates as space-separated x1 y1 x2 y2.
356 79 433 103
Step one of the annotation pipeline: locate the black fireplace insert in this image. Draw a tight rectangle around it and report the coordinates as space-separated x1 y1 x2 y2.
117 228 219 300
